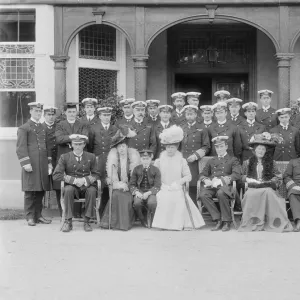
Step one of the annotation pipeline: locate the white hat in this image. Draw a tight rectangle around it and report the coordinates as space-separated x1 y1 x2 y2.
82 98 98 106
258 90 273 97
242 102 258 110
158 105 173 112
275 108 291 115
159 125 184 145
186 92 201 99
43 105 58 113
120 98 135 106
226 98 243 106
146 99 160 106
131 101 147 109
28 102 44 109
212 136 229 145
183 105 198 112
200 105 213 111
97 107 113 114
214 90 230 97
171 92 186 100
212 102 227 111
70 134 88 144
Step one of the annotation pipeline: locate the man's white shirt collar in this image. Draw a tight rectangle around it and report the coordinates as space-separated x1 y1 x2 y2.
102 122 110 128
30 117 40 124
125 115 133 120
218 152 227 159
67 119 76 124
73 151 83 158
87 115 95 121
217 119 227 125
280 123 289 129
160 121 169 127
204 120 212 125
45 121 54 127
247 119 255 125
262 105 271 111
231 114 239 119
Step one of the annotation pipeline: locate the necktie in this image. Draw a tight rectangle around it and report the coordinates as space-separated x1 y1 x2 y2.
263 109 268 113
219 124 224 127
75 155 81 163
248 123 253 127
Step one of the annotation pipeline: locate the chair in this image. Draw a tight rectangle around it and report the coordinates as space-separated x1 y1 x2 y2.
60 180 102 227
196 156 241 229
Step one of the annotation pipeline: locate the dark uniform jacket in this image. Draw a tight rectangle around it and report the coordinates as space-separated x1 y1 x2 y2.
256 107 278 132
208 121 243 160
226 114 247 128
181 123 210 186
127 119 157 156
198 121 215 130
171 110 186 126
53 151 100 188
129 164 161 195
55 120 89 159
42 122 58 167
16 119 51 192
145 115 160 126
80 115 100 132
270 124 300 161
114 115 134 128
199 154 241 197
291 114 300 129
283 158 300 197
239 121 266 161
154 121 174 159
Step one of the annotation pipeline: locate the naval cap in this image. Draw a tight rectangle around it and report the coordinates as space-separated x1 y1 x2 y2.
212 136 229 145
242 102 258 111
131 101 147 109
70 134 88 144
120 98 135 106
171 92 186 100
97 107 113 114
212 102 227 112
43 105 58 113
158 104 173 112
82 98 98 106
275 108 291 116
200 105 213 112
258 89 273 97
28 102 44 109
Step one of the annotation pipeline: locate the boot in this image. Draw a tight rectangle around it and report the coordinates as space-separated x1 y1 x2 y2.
27 219 36 226
222 222 231 232
62 220 72 232
84 217 93 232
37 216 52 224
211 220 223 231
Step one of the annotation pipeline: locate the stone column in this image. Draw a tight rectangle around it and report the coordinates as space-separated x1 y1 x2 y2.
132 55 149 101
275 53 294 107
50 55 69 109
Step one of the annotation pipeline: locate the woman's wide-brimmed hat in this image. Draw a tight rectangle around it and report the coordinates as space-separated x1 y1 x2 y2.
110 124 137 148
248 132 283 148
159 125 184 145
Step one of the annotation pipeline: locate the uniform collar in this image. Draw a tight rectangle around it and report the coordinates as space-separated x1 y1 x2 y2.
217 119 227 125
67 119 76 124
30 117 40 124
231 114 239 119
45 121 54 127
125 114 133 120
102 122 110 128
262 105 270 112
160 121 169 127
218 152 228 159
134 118 143 124
150 114 158 120
87 115 95 121
204 120 212 125
247 119 255 125
73 151 83 158
280 123 289 130
188 121 196 128
176 108 185 114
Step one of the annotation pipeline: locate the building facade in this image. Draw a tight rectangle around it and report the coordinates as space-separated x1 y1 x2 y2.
1 0 300 208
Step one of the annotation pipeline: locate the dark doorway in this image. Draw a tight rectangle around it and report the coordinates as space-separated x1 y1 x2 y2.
175 74 212 106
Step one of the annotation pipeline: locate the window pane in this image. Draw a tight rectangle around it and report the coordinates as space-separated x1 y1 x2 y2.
0 91 35 127
79 25 116 61
79 68 117 101
19 11 35 42
0 11 18 42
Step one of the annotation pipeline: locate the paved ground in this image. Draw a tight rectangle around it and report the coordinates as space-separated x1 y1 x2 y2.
1 218 300 300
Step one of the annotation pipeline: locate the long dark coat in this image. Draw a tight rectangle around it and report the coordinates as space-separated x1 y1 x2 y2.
171 110 186 126
16 120 51 191
114 116 134 128
80 115 100 132
181 123 210 186
256 108 278 132
227 114 247 128
283 158 300 198
270 124 300 161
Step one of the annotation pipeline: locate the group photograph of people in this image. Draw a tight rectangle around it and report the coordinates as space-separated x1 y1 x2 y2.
16 89 300 233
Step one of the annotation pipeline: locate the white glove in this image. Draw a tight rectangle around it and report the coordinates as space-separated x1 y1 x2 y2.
23 164 33 172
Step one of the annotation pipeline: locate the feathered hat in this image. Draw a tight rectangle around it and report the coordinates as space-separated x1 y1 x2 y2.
110 124 137 148
248 132 283 148
159 125 184 145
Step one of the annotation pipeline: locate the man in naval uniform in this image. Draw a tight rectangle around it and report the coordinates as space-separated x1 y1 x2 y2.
171 92 186 126
154 105 174 158
126 101 157 156
42 105 61 215
186 92 203 124
180 105 210 205
199 136 241 232
225 98 246 128
114 98 135 127
145 99 161 125
207 102 243 161
53 135 100 232
256 89 278 132
270 108 300 162
80 98 99 130
16 102 52 226
198 105 215 130
239 102 266 161
214 90 230 103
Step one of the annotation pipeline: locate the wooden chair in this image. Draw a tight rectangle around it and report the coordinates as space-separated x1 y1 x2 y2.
60 180 102 227
196 156 242 229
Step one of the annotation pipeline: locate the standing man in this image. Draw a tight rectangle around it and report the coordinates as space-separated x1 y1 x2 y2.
186 92 203 124
115 98 135 127
171 92 186 126
214 90 230 103
16 102 52 226
225 98 246 127
130 149 161 228
239 102 266 161
80 98 99 129
198 105 214 130
270 108 300 161
89 107 118 184
53 135 100 232
155 104 174 158
145 99 160 125
42 105 61 215
256 89 278 131
181 105 210 204
208 102 243 160
127 101 157 155
55 102 88 216
199 136 241 232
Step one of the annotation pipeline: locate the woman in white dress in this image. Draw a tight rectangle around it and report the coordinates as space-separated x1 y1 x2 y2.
152 125 205 230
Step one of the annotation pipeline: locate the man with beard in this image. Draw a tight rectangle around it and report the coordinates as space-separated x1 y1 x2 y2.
186 92 203 124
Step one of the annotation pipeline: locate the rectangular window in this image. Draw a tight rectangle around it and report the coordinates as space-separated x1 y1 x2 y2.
0 10 35 42
0 91 35 127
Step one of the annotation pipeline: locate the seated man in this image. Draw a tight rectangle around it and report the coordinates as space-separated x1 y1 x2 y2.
130 149 161 228
199 136 241 232
53 135 100 232
283 158 300 232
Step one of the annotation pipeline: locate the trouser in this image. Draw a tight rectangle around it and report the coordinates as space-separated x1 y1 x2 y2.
199 187 232 222
133 194 157 223
24 191 45 221
63 185 97 220
289 194 300 221
55 190 62 217
188 186 197 206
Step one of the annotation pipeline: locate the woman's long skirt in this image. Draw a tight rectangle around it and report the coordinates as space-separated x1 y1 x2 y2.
239 188 293 232
100 190 135 231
